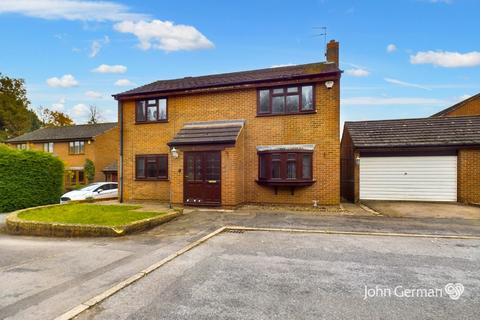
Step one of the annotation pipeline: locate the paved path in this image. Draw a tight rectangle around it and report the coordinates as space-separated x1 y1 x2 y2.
78 231 480 320
0 210 479 319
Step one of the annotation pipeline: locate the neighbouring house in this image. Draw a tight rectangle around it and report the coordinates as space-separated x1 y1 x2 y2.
113 40 341 207
6 123 119 187
431 93 480 117
340 116 480 204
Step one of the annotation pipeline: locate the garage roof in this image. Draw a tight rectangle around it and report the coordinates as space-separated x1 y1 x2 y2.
345 116 480 149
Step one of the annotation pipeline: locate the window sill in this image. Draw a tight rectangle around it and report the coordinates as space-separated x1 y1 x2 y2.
135 120 169 125
256 110 316 117
135 178 169 181
256 179 316 195
256 179 315 187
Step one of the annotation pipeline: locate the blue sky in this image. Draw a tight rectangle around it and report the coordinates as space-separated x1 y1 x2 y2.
0 0 479 125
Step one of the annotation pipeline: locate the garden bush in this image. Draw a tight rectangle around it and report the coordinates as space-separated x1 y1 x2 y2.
0 145 64 212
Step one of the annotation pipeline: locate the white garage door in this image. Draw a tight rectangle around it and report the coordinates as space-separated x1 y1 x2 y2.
360 156 457 202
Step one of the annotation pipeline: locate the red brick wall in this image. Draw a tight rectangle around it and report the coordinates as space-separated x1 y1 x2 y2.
458 149 480 204
121 80 340 206
438 96 480 117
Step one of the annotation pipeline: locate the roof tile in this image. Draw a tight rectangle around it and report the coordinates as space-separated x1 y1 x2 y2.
7 122 117 143
114 62 339 98
345 116 480 148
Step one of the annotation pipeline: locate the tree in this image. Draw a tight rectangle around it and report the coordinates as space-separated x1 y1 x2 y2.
37 106 74 127
87 105 103 124
84 159 96 183
0 73 41 142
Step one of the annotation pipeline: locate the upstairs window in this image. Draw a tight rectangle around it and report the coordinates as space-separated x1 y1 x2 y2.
257 85 315 116
258 151 313 182
43 142 54 153
136 98 167 123
69 141 85 154
135 155 168 180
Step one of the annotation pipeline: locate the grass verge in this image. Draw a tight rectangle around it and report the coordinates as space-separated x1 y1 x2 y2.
17 204 165 226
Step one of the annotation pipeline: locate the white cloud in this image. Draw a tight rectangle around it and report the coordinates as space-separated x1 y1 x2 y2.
343 96 446 106
114 19 214 52
89 35 109 58
85 90 102 99
71 103 90 122
457 94 472 101
51 97 66 111
46 74 78 88
0 2 214 53
345 68 370 77
428 0 452 3
0 0 147 21
410 50 480 68
387 44 397 53
384 78 431 90
114 79 135 86
270 63 296 68
92 64 127 74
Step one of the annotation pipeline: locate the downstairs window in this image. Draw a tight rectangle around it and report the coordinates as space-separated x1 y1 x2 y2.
257 151 313 184
135 155 168 180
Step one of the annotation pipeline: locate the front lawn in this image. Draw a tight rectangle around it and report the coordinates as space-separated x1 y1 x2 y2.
17 204 165 226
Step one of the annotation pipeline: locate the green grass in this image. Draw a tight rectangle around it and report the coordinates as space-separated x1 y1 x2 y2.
17 204 165 226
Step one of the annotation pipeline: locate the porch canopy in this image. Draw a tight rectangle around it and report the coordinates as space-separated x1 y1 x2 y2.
102 162 118 172
167 120 245 147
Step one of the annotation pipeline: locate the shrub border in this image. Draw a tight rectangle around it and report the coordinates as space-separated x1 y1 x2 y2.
5 204 183 237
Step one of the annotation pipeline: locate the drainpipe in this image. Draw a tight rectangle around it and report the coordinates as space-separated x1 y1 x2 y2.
118 100 124 203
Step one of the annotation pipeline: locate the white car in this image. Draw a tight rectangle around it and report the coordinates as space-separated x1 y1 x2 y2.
60 182 118 204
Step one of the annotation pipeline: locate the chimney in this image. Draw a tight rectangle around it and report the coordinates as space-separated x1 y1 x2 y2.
326 40 339 66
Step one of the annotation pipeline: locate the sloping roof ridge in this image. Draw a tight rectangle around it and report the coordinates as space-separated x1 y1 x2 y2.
430 92 480 117
141 62 324 84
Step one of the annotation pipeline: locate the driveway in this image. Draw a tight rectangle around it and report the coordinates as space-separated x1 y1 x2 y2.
0 209 480 319
79 230 480 320
363 201 480 219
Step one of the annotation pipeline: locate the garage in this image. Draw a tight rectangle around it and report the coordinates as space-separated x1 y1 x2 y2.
360 156 457 201
341 116 480 203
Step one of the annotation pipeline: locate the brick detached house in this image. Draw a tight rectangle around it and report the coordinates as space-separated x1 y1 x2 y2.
7 123 119 186
113 40 341 207
341 94 480 204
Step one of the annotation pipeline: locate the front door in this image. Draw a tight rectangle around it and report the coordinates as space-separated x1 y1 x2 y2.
184 151 221 206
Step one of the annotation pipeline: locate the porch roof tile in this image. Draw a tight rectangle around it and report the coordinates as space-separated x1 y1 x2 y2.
168 120 245 147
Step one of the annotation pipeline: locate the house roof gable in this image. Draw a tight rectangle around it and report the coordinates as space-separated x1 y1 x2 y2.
431 93 480 117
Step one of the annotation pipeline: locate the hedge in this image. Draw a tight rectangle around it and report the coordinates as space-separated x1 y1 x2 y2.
0 145 64 212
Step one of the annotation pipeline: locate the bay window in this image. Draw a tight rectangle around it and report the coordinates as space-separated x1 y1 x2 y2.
257 151 313 185
257 84 315 115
